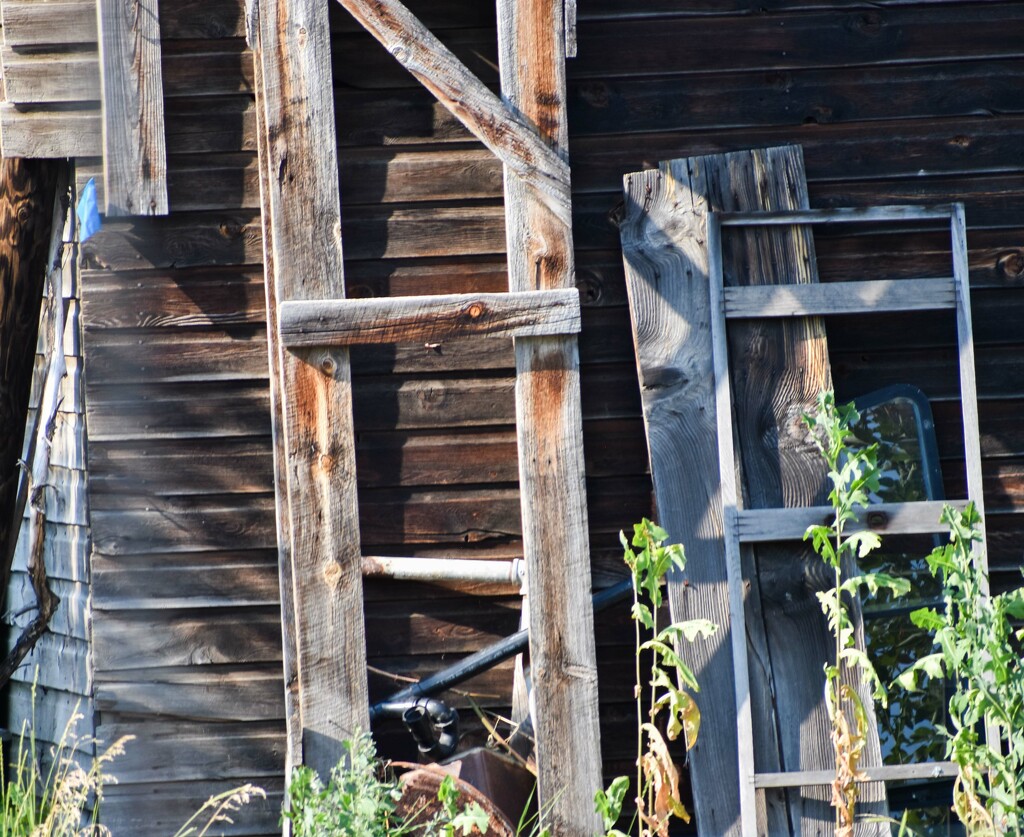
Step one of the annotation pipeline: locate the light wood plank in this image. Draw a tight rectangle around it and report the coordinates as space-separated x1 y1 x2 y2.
252 47 302 774
951 203 999 750
2 1 97 47
97 0 168 215
497 0 602 833
0 106 101 159
724 277 956 318
706 213 758 834
280 289 580 347
335 0 572 228
1 48 99 103
736 500 967 543
718 205 954 225
756 763 959 789
255 0 369 777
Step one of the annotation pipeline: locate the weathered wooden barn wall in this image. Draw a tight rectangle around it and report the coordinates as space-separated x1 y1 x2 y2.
19 0 1021 833
4 201 94 762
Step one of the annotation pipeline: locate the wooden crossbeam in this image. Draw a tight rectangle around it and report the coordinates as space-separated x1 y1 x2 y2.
96 0 168 215
254 0 369 778
718 205 954 225
724 278 956 318
756 762 959 789
279 290 581 347
735 500 967 543
334 0 572 227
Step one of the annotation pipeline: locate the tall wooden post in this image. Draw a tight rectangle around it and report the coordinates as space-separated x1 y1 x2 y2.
498 1 604 833
253 0 370 777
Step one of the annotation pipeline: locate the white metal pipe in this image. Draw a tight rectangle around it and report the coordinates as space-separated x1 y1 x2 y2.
361 555 525 588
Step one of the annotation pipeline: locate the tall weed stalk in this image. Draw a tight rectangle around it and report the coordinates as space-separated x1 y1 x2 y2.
594 519 716 837
803 392 910 836
896 503 1024 835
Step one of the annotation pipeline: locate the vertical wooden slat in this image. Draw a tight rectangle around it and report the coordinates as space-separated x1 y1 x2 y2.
254 0 369 778
950 203 1000 751
706 213 759 836
96 0 168 216
497 0 603 833
252 47 301 773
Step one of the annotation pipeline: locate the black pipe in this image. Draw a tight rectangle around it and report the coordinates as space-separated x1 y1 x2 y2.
401 698 460 759
370 577 633 722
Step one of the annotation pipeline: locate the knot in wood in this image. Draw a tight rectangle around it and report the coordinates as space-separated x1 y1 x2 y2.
997 250 1024 279
319 355 338 376
322 560 343 590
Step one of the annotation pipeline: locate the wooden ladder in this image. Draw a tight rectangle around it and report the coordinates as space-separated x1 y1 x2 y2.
251 1 603 834
706 203 993 835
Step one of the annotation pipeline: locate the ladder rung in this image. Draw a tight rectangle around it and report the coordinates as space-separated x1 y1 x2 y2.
279 289 581 347
724 278 956 319
717 205 954 226
755 762 958 788
735 500 967 543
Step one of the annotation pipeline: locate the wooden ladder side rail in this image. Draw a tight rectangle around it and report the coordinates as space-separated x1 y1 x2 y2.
708 203 992 837
96 0 168 215
254 0 369 780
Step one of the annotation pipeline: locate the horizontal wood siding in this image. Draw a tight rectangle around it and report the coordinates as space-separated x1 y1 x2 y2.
4 200 94 764
62 0 1024 833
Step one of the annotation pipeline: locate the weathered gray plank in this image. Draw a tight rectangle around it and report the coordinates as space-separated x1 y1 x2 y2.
756 763 958 788
93 721 285 783
2 1 97 46
736 500 967 543
719 205 954 226
100 780 284 837
335 0 572 228
0 48 100 103
4 632 91 694
280 289 580 347
723 277 955 318
92 609 284 671
95 666 285 722
0 106 100 159
97 0 168 215
251 47 301 772
622 157 779 837
255 0 369 776
497 0 602 832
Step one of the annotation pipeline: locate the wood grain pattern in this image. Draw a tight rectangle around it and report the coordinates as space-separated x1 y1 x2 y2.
716 146 886 834
621 157 780 837
253 46 302 774
255 0 369 776
280 289 580 346
497 0 602 832
737 500 967 542
335 0 572 228
97 0 168 215
723 277 956 317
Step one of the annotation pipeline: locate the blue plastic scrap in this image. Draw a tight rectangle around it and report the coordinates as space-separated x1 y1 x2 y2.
76 178 102 242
